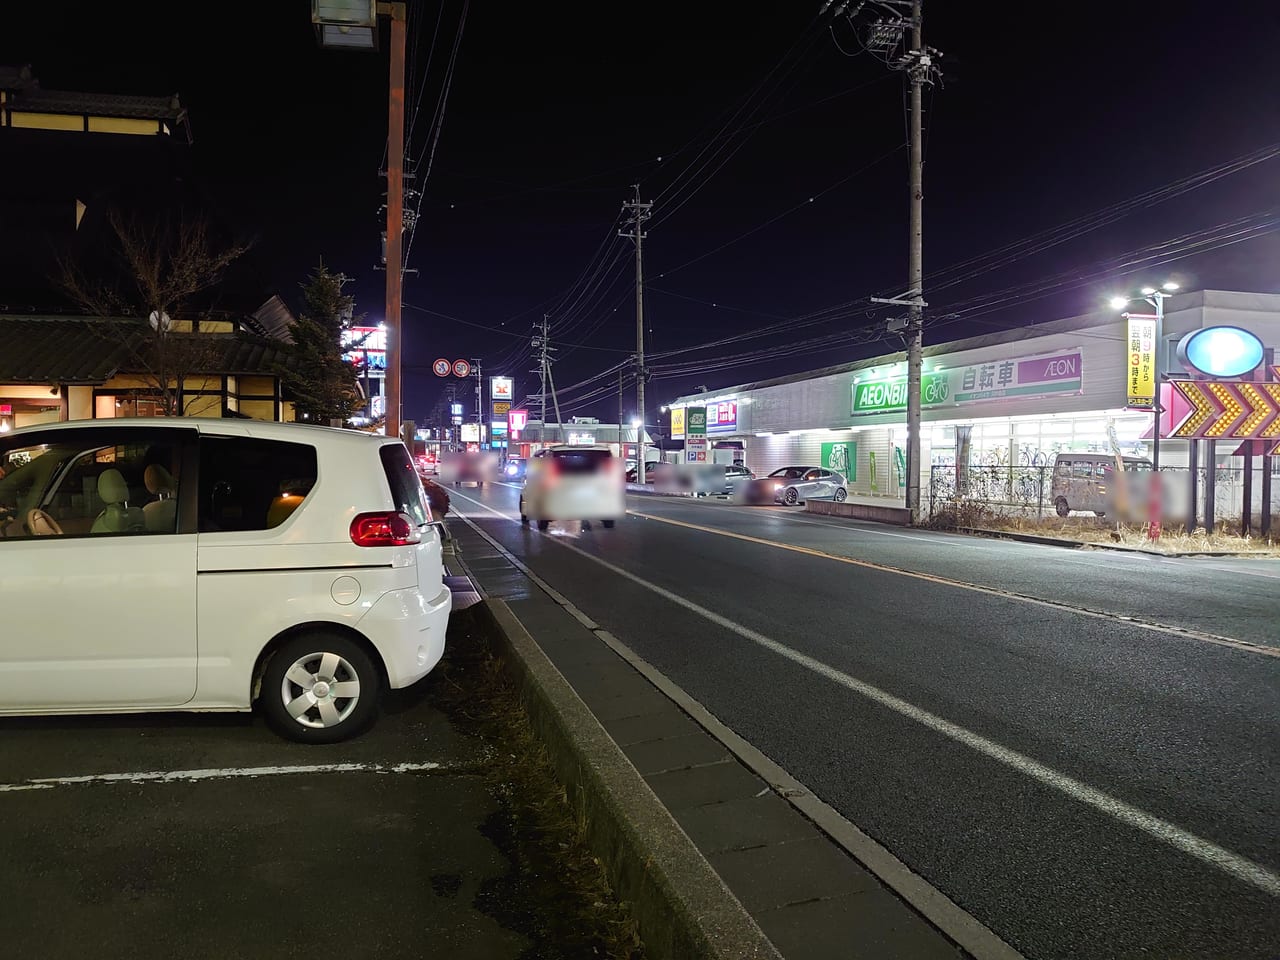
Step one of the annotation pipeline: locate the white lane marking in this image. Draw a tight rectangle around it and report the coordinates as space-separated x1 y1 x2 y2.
455 488 1276 656
451 495 1280 898
459 517 1025 960
0 761 444 793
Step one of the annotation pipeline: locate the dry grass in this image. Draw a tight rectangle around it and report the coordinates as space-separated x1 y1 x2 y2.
931 501 1280 555
432 610 645 960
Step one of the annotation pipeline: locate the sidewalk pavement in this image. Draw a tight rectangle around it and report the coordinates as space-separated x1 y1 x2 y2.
446 519 990 960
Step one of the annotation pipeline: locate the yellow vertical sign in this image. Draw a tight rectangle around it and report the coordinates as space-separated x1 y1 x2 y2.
670 407 686 438
1126 314 1157 409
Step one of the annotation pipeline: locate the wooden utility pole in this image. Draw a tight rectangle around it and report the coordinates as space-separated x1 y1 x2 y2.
383 2 407 440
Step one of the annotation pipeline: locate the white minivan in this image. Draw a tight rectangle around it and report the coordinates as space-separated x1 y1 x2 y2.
0 418 452 743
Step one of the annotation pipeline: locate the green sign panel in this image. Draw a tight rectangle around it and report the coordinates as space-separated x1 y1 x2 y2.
851 373 950 413
820 440 855 481
686 406 707 435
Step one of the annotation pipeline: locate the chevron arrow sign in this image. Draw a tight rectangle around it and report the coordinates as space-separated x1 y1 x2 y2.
1167 380 1280 447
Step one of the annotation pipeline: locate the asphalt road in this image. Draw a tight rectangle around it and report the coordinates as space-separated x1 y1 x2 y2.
0 668 526 960
450 481 1280 960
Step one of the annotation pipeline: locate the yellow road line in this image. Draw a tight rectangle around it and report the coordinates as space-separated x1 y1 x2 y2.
624 508 1277 658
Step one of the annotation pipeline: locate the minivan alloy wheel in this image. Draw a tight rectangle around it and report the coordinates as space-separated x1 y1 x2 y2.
262 632 380 743
280 650 362 729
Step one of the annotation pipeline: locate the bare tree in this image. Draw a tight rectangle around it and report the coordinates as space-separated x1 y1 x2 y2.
59 209 253 415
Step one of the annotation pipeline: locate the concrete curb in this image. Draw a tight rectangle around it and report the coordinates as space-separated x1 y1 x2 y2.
471 597 783 960
957 526 1257 557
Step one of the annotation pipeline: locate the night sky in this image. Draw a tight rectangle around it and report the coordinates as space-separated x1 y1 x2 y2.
4 1 1278 424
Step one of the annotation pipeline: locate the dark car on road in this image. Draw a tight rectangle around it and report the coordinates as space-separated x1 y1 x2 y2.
501 457 528 481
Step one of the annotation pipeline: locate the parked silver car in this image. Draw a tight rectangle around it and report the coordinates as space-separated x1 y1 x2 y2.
745 465 847 505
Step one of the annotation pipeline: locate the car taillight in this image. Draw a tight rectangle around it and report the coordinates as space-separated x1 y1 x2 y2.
349 511 421 547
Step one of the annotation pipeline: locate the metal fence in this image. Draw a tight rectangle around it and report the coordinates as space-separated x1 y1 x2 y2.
929 465 1051 518
929 463 1280 525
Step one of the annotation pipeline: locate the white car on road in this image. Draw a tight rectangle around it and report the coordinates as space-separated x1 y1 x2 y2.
520 445 624 531
0 418 452 743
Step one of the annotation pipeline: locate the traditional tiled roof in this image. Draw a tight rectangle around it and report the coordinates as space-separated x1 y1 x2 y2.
0 315 298 384
245 295 298 344
0 316 133 382
0 64 189 136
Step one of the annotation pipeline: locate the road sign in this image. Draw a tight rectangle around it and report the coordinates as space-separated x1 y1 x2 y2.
1167 379 1280 455
452 359 471 378
433 358 451 377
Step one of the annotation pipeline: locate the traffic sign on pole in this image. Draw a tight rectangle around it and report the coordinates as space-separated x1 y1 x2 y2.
452 359 471 378
432 358 451 377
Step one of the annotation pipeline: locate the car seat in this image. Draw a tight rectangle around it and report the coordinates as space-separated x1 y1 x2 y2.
143 464 178 533
90 468 145 534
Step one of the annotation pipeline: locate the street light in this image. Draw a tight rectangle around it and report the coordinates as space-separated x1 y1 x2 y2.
313 0 407 441
1110 280 1179 539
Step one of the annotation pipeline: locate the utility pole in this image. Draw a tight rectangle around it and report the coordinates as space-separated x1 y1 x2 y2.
618 367 625 459
311 1 407 440
532 314 553 447
621 185 652 483
473 358 483 447
383 2 407 441
852 0 940 525
905 0 925 525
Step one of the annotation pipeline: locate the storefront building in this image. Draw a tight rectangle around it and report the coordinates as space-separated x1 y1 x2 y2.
0 315 298 431
666 290 1280 511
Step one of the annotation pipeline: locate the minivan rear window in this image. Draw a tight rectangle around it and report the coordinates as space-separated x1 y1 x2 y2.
380 443 431 526
198 437 318 532
552 449 612 475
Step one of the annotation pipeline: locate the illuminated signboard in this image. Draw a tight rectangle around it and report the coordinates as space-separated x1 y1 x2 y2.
670 407 686 438
341 326 386 372
705 400 738 434
1177 326 1265 378
508 408 529 438
490 376 514 400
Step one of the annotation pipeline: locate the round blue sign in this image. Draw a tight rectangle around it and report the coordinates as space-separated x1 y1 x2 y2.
1176 326 1265 378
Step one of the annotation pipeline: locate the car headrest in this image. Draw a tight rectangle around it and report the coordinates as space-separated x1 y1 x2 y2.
144 464 175 496
98 468 131 506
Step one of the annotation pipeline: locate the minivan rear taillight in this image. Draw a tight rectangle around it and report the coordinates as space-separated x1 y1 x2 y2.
349 511 421 547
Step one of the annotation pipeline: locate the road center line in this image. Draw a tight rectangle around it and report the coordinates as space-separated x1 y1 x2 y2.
0 761 445 793
623 507 1274 657
449 501 1280 899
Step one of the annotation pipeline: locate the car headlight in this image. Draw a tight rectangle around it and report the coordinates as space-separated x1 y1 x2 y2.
773 483 783 490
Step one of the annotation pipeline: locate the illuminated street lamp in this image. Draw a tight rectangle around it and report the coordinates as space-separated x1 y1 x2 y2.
1109 281 1179 538
311 0 378 48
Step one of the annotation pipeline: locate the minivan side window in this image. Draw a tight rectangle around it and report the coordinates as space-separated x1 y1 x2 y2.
198 437 318 532
1072 461 1095 479
0 431 187 539
1055 460 1071 477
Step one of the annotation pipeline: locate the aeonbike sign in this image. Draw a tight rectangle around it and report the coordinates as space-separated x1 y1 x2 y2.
851 349 1084 414
853 373 950 413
